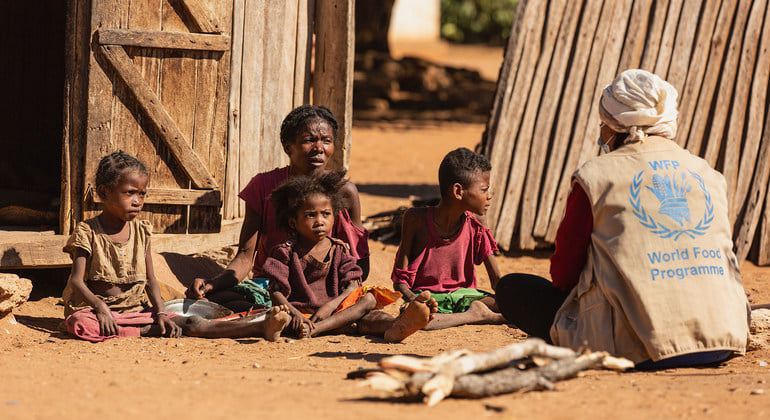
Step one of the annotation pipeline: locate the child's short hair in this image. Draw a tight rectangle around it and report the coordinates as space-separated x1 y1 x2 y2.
280 105 339 147
438 147 492 197
95 151 148 192
270 171 346 231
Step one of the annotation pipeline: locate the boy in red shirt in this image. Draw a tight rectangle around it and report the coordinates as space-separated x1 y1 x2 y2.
391 147 505 329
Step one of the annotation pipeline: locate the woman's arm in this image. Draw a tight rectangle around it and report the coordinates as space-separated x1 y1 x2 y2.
187 206 262 298
144 243 181 337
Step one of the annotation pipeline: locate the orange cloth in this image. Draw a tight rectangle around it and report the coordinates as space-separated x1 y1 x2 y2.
298 286 401 318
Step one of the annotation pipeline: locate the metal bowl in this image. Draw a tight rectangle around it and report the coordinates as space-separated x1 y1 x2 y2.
163 298 234 319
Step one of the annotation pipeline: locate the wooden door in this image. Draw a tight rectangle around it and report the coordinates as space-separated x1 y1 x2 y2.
66 0 231 234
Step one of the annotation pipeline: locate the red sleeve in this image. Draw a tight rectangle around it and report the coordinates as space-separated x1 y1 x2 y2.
550 183 593 292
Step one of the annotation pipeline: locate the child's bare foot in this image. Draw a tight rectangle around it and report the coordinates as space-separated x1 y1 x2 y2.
467 300 506 324
263 305 291 342
384 291 433 342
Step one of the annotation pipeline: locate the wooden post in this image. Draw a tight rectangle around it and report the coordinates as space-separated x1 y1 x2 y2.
313 0 354 171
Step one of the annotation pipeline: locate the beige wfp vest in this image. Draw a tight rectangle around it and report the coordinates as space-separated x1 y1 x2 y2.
550 136 749 363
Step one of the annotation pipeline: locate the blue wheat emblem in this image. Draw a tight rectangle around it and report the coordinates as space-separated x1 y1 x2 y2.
646 173 691 226
630 169 713 240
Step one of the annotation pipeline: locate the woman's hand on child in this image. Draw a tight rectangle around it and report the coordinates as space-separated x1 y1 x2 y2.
157 314 182 338
186 278 213 299
290 313 314 334
95 304 119 337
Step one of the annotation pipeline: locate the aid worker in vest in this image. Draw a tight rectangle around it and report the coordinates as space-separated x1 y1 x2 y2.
495 69 750 369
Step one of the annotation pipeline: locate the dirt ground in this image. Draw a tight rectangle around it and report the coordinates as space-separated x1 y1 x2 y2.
3 42 770 419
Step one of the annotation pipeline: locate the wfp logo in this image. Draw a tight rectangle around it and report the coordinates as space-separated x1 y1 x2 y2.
630 166 713 240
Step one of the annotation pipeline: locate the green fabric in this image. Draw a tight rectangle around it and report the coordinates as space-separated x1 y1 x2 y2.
425 288 491 314
228 277 272 307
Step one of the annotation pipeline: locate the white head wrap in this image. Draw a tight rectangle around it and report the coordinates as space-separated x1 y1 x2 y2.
598 69 679 142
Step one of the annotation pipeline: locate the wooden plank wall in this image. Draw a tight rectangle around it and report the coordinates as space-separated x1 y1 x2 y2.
226 0 352 220
482 0 770 265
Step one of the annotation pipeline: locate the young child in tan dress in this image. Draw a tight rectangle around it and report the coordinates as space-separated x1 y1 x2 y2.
63 151 290 342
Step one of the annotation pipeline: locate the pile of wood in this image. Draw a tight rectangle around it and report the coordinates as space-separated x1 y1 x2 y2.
480 0 770 265
354 338 633 405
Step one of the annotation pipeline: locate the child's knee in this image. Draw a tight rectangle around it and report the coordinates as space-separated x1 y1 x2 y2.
360 292 378 310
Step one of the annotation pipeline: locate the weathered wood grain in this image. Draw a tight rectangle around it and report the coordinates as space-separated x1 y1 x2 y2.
521 0 582 245
294 0 314 108
665 0 702 97
722 0 766 223
97 28 229 50
489 0 546 249
639 0 670 71
313 0 354 171
514 0 568 250
730 0 770 222
90 187 221 206
99 45 218 189
685 0 739 156
545 0 619 241
178 0 222 33
533 0 603 238
733 100 770 263
675 0 722 149
702 0 752 168
617 0 652 71
653 0 684 78
482 0 530 231
225 0 245 220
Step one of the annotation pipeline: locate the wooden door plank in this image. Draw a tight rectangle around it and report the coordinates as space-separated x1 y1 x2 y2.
188 0 231 233
225 0 245 220
488 0 546 249
653 0 684 78
545 0 617 241
90 187 221 205
685 0 739 156
617 0 653 71
313 0 354 171
238 0 266 217
702 0 752 167
639 0 670 71
675 0 723 149
179 0 223 33
732 0 770 223
294 0 314 108
524 0 582 244
514 0 568 250
97 28 229 50
481 0 530 230
722 0 767 223
85 0 128 221
99 44 218 189
733 104 770 263
533 0 603 237
665 0 702 98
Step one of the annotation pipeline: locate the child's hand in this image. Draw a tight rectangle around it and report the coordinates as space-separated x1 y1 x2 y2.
94 304 118 337
290 313 314 336
310 306 334 323
157 314 182 338
186 278 212 299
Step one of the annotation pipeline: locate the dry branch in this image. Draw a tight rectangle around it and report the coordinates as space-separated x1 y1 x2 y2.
358 339 633 406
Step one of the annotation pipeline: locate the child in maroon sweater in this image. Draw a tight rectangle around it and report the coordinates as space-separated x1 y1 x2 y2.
266 171 434 340
392 147 505 330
